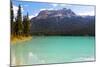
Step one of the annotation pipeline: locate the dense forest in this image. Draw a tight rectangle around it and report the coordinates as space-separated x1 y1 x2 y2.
11 1 30 38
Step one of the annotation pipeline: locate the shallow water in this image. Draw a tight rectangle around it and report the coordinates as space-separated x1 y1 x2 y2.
11 36 95 66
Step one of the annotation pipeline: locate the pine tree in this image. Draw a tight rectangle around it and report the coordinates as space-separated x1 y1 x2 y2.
10 1 14 34
16 5 23 36
14 18 18 36
26 13 30 36
23 15 27 35
23 12 30 36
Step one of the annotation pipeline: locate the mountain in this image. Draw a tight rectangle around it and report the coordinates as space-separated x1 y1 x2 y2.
30 8 95 36
36 8 76 19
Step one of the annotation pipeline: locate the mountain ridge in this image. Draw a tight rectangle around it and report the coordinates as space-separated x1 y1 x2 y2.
34 8 76 19
30 8 95 36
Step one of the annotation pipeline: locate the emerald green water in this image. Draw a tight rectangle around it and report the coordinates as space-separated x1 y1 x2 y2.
11 36 95 66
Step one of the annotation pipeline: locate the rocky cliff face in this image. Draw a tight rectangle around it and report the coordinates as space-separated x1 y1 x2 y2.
35 8 76 19
30 8 95 36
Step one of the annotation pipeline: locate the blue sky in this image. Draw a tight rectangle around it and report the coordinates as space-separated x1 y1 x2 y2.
12 0 95 19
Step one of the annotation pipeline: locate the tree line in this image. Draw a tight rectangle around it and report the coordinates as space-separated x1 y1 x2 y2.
11 2 30 37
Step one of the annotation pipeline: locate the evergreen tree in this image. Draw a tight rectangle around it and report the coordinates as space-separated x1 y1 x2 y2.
10 1 14 34
14 18 18 36
16 5 23 35
26 13 30 35
23 13 30 36
23 15 27 35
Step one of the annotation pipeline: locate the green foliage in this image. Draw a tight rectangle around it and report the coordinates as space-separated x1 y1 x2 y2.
11 2 31 36
10 1 14 34
16 5 23 35
23 13 30 36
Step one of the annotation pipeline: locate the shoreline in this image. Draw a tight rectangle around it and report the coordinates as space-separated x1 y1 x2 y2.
11 35 94 45
11 35 32 45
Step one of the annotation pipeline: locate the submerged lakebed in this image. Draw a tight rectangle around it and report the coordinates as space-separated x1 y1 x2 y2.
11 36 95 66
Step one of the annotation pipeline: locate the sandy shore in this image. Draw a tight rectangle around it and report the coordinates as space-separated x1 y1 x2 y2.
11 35 32 45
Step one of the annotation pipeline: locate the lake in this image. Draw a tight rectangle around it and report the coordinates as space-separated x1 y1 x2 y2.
11 36 95 66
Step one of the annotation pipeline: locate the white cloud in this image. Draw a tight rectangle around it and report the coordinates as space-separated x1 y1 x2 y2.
77 11 95 16
51 4 66 7
13 5 18 17
40 8 54 11
60 4 67 7
40 8 47 11
51 3 72 8
51 4 58 7
29 15 35 19
29 13 38 19
20 6 24 12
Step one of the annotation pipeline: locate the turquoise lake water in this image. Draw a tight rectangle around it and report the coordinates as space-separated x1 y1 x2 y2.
11 36 95 66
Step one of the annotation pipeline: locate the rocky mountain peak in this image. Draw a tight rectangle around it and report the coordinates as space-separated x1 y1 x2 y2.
36 8 76 19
